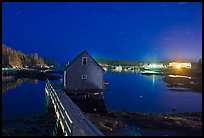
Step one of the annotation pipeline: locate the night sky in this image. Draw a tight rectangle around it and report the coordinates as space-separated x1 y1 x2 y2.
2 2 202 63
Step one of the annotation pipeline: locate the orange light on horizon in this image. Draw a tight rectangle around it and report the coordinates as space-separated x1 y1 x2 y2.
176 65 181 69
169 62 191 69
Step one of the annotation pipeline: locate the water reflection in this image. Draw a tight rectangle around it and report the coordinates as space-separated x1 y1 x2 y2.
2 79 45 119
2 78 38 94
162 74 202 92
168 75 191 79
69 93 108 114
152 75 155 85
103 71 202 113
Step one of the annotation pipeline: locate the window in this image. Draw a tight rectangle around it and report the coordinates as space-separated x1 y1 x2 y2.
82 57 87 65
82 75 87 80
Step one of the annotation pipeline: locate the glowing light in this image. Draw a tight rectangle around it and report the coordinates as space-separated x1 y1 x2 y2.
176 65 181 69
169 62 191 68
140 70 158 74
113 65 122 72
168 75 191 79
143 63 164 69
152 74 155 85
103 67 108 71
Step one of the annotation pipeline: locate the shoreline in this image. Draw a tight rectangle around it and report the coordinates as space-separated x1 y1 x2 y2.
2 69 202 136
2 103 56 136
86 111 202 136
2 68 62 81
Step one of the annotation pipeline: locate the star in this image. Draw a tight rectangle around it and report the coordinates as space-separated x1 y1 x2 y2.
15 10 23 16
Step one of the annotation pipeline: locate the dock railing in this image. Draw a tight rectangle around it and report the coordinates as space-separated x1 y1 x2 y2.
45 79 73 136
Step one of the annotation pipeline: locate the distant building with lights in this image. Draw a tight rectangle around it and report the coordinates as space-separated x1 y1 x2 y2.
143 63 164 69
168 62 191 69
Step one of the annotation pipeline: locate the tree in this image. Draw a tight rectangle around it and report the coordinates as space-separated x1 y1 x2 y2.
2 44 45 68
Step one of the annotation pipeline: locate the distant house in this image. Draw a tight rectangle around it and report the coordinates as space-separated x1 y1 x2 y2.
64 50 105 93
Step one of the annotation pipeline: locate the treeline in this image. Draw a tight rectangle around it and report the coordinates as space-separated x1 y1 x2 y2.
43 57 60 67
2 44 44 68
96 58 141 66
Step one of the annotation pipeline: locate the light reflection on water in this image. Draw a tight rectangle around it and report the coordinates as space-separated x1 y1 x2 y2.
103 71 202 113
2 76 62 120
2 79 46 119
2 71 202 136
2 71 202 119
168 75 191 79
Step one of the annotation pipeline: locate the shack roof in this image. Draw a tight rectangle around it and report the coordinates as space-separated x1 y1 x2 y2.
64 50 105 72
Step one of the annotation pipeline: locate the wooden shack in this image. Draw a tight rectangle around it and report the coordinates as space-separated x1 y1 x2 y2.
64 50 106 94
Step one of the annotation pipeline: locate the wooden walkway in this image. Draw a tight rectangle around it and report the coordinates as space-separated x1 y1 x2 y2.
2 68 50 76
2 68 38 76
45 80 104 136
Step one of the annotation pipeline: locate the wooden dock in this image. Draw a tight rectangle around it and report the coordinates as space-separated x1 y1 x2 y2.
45 79 104 136
2 68 50 76
2 68 39 76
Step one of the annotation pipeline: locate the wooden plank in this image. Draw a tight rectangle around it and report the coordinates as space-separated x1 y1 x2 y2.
46 81 72 135
57 92 104 136
51 84 104 136
46 80 103 136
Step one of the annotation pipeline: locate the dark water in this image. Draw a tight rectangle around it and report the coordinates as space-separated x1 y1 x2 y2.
103 71 202 113
2 78 61 120
2 72 202 120
103 71 202 136
2 79 46 119
2 71 202 136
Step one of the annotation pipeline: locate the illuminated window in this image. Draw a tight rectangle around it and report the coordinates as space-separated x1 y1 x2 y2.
82 57 87 65
82 75 87 80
